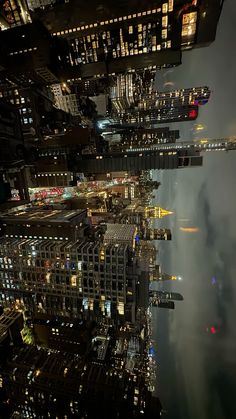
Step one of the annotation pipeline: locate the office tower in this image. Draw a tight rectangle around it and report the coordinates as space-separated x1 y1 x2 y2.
37 0 182 77
1 326 161 418
0 85 69 146
138 86 211 110
108 128 179 153
0 21 64 87
153 136 236 153
51 83 80 116
0 209 149 323
33 0 223 81
150 290 184 301
0 0 31 31
122 104 198 124
150 291 183 309
34 126 92 187
76 147 203 174
110 79 210 115
110 71 155 114
0 99 23 162
74 77 110 96
0 208 87 240
140 228 172 240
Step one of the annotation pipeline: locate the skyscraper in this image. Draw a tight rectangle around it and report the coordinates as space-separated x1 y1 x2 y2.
1 327 161 418
0 99 23 162
0 21 63 86
76 147 203 174
111 82 210 115
0 209 148 324
107 127 179 152
121 104 199 124
33 0 223 80
140 228 172 240
138 86 210 109
136 206 173 219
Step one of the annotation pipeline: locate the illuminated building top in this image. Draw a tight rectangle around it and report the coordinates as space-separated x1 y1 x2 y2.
140 206 173 219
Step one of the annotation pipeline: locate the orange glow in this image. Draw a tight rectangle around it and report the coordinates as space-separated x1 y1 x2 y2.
180 227 199 233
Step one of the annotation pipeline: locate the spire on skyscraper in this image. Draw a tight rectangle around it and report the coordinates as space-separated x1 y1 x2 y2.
142 206 173 219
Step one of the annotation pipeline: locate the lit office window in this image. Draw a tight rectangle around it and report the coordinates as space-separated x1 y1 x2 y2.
168 0 174 12
162 29 167 39
162 15 168 27
162 3 168 13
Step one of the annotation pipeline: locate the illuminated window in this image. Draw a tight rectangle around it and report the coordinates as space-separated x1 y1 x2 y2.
168 0 174 11
162 15 168 27
162 3 168 13
162 29 167 39
71 275 77 287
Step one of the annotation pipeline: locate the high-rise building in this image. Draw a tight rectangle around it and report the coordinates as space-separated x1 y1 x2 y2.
76 147 203 174
0 21 64 87
0 99 23 162
110 70 155 114
51 83 80 116
0 208 87 240
108 127 179 153
111 80 210 115
0 210 148 323
150 136 236 153
1 329 161 418
121 104 199 124
138 86 211 109
140 228 172 240
0 85 63 145
33 0 223 80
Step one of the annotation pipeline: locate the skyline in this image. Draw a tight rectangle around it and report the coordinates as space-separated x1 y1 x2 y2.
0 1 234 418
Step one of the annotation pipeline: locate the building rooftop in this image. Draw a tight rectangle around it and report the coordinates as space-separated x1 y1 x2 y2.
0 209 87 224
104 223 137 246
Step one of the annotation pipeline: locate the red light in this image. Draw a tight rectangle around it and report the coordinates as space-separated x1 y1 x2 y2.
210 326 216 334
189 109 198 119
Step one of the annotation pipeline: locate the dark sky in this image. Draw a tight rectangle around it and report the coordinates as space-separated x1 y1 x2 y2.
152 1 236 418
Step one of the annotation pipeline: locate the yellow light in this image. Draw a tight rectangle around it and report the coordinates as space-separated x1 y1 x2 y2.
180 227 199 233
71 275 77 287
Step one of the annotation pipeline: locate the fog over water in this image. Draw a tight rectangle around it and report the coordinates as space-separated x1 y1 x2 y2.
151 2 236 418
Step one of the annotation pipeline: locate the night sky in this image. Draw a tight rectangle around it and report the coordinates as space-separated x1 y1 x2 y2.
152 1 236 418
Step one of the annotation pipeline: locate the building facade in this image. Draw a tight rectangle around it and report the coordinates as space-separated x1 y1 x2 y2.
51 83 80 116
0 99 23 162
32 0 223 80
76 147 203 174
121 104 198 124
0 196 155 325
